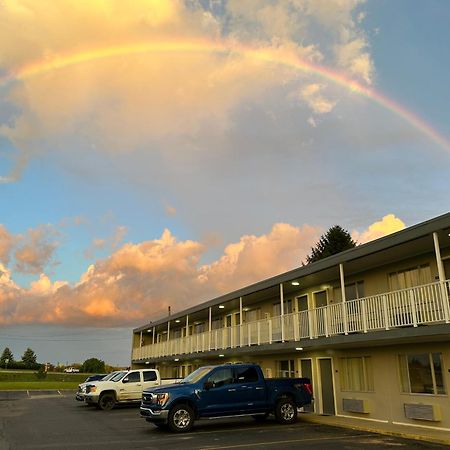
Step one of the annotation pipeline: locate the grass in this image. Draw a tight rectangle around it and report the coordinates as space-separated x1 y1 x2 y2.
0 370 88 390
0 381 79 390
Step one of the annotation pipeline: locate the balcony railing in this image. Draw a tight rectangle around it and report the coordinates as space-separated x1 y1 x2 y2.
132 280 450 361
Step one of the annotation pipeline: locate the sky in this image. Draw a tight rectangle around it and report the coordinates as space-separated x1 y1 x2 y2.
0 0 449 366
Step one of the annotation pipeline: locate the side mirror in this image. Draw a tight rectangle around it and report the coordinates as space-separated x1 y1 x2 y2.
204 381 213 390
122 377 129 383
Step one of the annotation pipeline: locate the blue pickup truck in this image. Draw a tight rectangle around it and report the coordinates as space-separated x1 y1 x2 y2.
140 363 312 432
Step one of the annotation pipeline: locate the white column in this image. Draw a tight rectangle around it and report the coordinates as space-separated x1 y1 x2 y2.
167 320 170 341
339 263 349 335
280 283 285 342
433 232 450 323
208 307 212 351
152 327 155 345
186 315 189 353
239 297 243 347
139 331 142 348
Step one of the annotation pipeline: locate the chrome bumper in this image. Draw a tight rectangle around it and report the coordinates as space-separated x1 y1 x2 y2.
140 406 169 422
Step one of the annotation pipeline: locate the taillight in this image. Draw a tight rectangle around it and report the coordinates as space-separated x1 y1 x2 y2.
304 383 313 395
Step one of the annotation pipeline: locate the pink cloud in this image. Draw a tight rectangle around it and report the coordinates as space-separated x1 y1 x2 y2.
0 215 405 327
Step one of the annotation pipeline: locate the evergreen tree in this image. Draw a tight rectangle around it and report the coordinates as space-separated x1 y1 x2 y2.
0 347 14 368
81 357 106 373
306 225 357 264
21 348 37 368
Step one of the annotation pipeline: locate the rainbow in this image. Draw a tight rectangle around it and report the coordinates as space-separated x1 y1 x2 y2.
2 38 449 152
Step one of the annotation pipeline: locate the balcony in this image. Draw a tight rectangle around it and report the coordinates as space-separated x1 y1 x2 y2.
132 280 450 361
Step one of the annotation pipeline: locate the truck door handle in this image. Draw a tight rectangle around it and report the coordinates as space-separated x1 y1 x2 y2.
228 388 237 392
255 387 264 390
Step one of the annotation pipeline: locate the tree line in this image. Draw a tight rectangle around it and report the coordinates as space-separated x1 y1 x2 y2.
0 347 39 370
1 347 108 373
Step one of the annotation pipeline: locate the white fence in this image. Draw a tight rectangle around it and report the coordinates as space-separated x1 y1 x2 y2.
132 280 450 361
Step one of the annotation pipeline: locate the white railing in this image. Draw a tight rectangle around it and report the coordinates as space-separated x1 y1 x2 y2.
132 280 450 361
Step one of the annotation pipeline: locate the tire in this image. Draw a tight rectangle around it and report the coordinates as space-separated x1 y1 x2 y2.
167 404 194 433
98 393 116 411
274 397 297 424
252 413 269 422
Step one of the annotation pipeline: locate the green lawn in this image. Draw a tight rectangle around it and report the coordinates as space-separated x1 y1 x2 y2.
0 381 79 390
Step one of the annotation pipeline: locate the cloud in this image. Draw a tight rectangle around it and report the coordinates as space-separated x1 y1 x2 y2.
0 225 15 265
352 214 406 244
0 215 406 327
0 0 373 180
13 225 60 274
0 223 321 326
298 83 337 114
84 225 128 259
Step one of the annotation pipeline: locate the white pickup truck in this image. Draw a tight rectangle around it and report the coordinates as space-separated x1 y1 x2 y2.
82 368 180 410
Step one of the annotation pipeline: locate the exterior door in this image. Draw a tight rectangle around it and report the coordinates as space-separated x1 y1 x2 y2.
300 359 314 412
142 370 159 390
232 365 266 413
119 371 142 401
199 367 236 417
318 358 335 415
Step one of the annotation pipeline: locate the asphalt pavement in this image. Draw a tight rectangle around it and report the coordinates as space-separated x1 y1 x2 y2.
0 391 447 450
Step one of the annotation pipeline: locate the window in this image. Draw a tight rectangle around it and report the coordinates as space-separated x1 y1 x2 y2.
339 357 374 392
398 353 446 395
345 281 365 301
389 265 432 291
277 360 295 378
314 290 327 308
143 371 157 382
211 318 223 330
194 322 205 334
125 372 141 383
297 295 308 311
234 366 259 383
207 368 233 388
273 299 293 316
244 308 260 322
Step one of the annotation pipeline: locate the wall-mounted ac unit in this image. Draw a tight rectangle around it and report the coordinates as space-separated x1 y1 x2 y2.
342 398 370 414
404 403 441 422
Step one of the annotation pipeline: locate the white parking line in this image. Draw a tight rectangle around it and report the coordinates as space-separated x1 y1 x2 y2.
199 434 377 450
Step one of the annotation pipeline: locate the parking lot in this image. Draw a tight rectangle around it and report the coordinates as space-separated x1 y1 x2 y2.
0 391 447 450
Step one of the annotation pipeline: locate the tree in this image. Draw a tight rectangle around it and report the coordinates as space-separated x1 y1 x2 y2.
81 358 106 373
0 347 14 368
306 225 357 264
21 348 37 369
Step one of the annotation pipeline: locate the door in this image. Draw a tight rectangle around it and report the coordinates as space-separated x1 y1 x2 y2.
198 367 236 417
142 370 159 390
318 358 335 415
300 359 314 412
232 366 266 413
119 371 142 401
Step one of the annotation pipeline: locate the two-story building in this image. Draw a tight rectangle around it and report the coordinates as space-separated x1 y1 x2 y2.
131 212 450 441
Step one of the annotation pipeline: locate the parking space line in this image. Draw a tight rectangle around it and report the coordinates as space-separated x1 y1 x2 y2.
199 434 377 450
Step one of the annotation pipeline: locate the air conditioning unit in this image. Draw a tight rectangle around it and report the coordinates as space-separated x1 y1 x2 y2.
404 403 441 422
342 398 370 414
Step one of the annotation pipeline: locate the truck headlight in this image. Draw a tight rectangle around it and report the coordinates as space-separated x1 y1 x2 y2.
87 385 97 393
156 393 169 406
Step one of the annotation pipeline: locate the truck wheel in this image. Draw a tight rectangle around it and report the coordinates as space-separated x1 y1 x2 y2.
167 404 194 433
98 393 115 411
275 397 297 424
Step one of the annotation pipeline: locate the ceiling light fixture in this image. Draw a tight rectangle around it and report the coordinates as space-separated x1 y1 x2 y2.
219 354 225 357
219 305 225 309
295 347 304 351
175 319 180 323
291 281 300 286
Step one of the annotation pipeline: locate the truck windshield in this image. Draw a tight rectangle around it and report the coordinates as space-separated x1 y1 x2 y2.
181 367 212 384
109 371 128 382
101 371 120 381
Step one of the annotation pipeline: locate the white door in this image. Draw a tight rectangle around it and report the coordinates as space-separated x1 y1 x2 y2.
119 371 142 401
142 370 159 390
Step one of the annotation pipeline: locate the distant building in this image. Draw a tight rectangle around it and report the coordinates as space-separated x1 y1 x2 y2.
132 212 450 441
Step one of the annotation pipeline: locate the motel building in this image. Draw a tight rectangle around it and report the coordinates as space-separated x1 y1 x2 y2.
131 212 450 442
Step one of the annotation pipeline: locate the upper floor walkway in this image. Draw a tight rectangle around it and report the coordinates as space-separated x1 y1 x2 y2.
132 279 450 361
